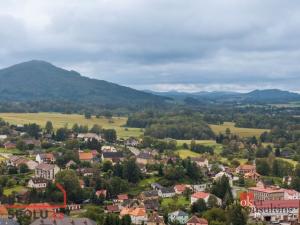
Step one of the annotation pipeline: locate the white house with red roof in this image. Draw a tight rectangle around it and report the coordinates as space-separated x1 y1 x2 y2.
174 184 190 194
120 207 147 224
190 192 221 205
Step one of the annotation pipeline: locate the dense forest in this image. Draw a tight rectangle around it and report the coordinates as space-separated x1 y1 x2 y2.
127 111 215 140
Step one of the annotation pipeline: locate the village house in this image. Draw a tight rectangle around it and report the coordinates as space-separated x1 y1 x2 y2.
151 183 164 191
0 205 8 219
101 145 117 152
66 160 76 169
105 205 120 213
3 141 16 149
77 167 97 176
77 133 102 142
23 139 41 147
283 176 293 186
125 137 139 147
191 192 221 205
168 210 189 224
26 160 38 170
236 164 256 174
96 189 107 198
158 187 176 198
78 151 94 162
186 216 208 225
147 213 165 225
136 152 155 165
30 218 97 225
121 199 140 210
244 171 261 182
117 194 129 203
0 135 8 141
7 155 27 167
174 184 190 195
213 171 234 186
191 184 208 192
101 151 124 163
248 186 285 201
190 157 209 168
28 177 48 189
143 199 160 212
35 163 59 180
140 190 159 200
35 153 55 164
283 189 300 200
120 207 147 225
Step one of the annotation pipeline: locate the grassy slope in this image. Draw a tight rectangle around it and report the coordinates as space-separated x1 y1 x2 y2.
3 185 27 196
0 112 143 139
209 122 269 137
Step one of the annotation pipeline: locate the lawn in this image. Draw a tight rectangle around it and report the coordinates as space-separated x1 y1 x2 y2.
209 122 269 137
161 196 190 211
278 157 297 167
0 148 22 154
176 150 201 159
0 112 143 139
128 176 160 196
3 185 27 196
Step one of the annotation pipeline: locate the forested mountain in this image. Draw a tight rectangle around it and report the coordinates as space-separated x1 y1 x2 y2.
148 89 300 104
0 60 168 107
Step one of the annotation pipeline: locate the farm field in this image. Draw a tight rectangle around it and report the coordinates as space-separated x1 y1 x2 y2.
176 149 201 159
0 112 143 139
176 140 223 154
209 122 269 137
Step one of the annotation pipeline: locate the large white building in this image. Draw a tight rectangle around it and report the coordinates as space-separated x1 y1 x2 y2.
35 163 59 180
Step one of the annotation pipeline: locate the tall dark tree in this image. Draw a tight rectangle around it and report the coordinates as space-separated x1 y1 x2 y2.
24 123 41 139
122 159 141 183
103 129 117 143
226 202 248 225
45 121 53 134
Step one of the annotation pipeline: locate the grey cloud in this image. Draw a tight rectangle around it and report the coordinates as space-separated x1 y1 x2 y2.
1 0 300 92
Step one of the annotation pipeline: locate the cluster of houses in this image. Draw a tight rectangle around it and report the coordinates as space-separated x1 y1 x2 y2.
2 126 300 225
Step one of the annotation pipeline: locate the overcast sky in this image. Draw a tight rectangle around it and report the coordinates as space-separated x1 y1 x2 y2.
1 0 300 92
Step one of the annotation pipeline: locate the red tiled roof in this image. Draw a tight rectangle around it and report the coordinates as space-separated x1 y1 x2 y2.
191 192 209 199
79 152 93 161
117 194 129 200
175 184 187 192
120 207 146 217
187 216 208 224
0 205 8 215
248 187 284 194
254 200 299 209
106 205 119 212
238 164 255 170
96 189 107 197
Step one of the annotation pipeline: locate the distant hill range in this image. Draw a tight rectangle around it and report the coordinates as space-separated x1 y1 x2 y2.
0 60 298 109
0 60 168 107
147 89 300 104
